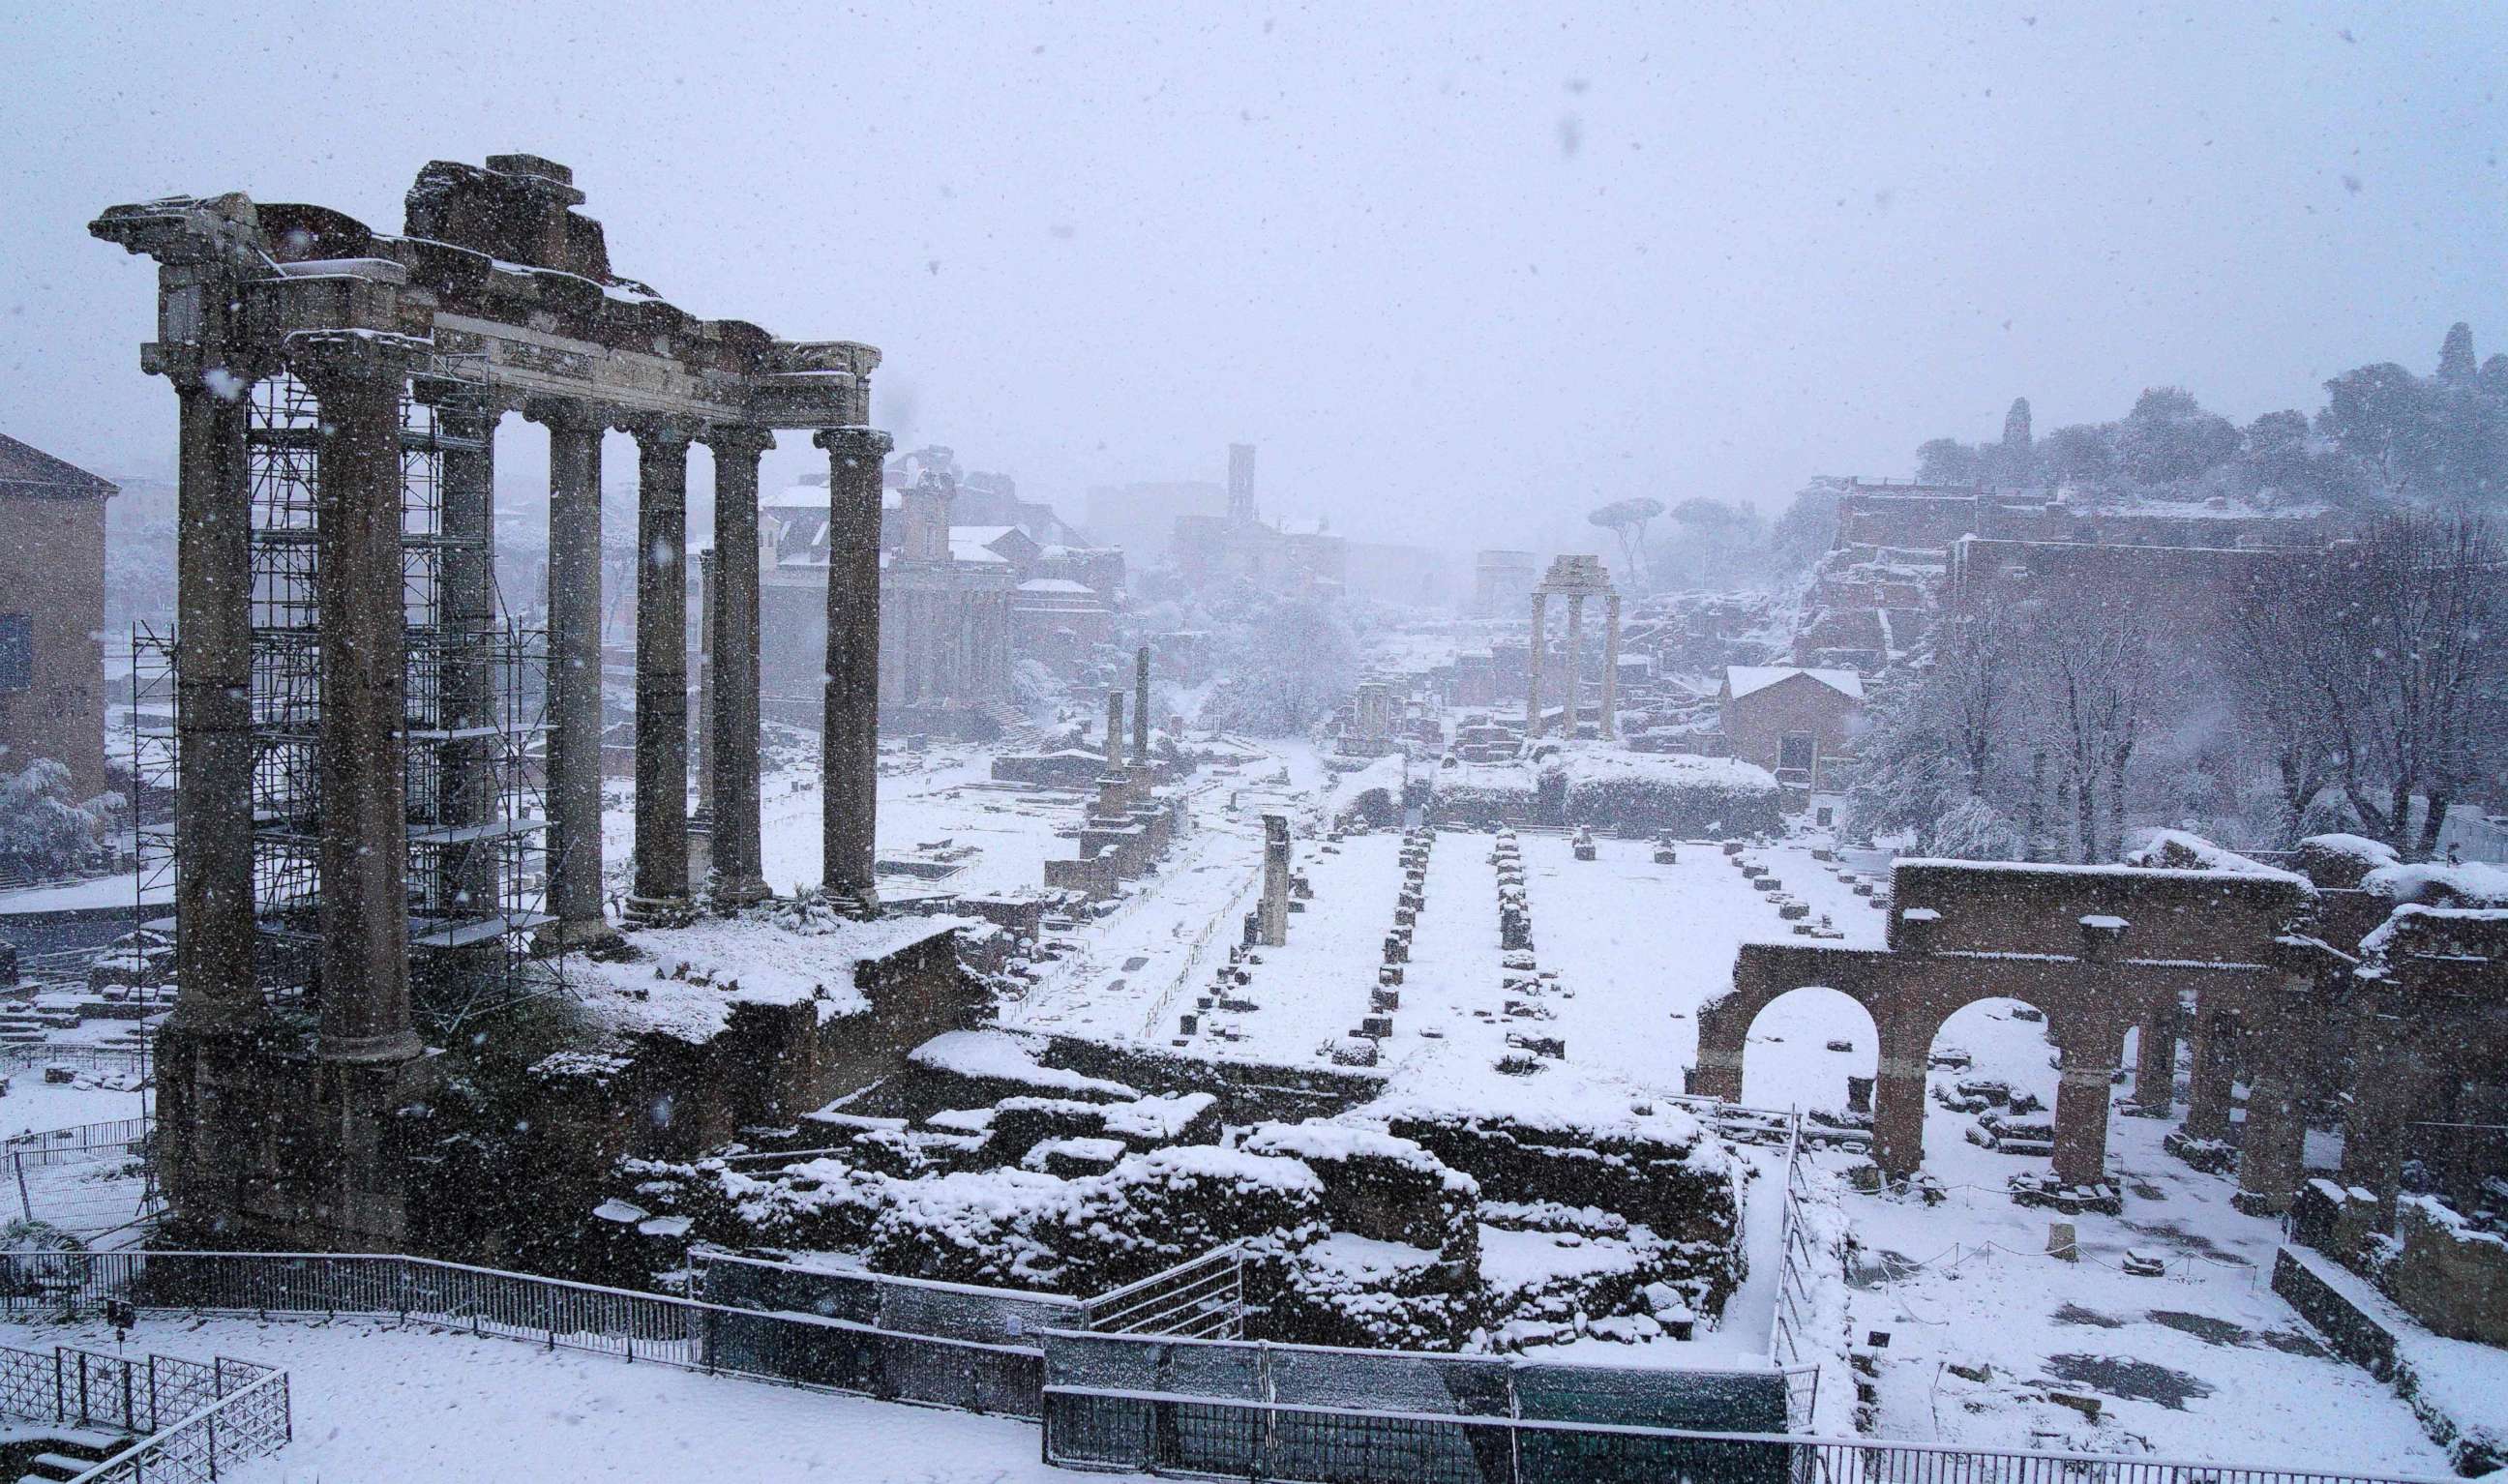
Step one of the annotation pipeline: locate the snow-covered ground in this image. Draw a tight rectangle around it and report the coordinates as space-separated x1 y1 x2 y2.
19 1315 1135 1484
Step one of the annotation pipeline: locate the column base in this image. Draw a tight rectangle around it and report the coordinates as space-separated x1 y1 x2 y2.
709 876 774 910
622 894 698 931
316 1028 426 1064
819 882 881 920
533 916 630 960
2230 1188 2293 1217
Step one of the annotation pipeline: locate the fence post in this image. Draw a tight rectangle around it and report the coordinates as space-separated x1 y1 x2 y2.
1250 1340 1273 1480
121 1355 133 1433
13 1152 28 1224
51 1347 62 1424
148 1354 159 1434
1506 1360 1522 1484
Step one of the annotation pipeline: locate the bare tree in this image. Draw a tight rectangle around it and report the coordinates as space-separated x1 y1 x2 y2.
2302 510 2504 855
2015 596 2162 862
2228 566 2345 842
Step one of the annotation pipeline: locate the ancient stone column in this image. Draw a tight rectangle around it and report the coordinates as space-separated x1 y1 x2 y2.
816 426 892 911
2234 1060 2309 1215
1599 592 1622 741
626 418 698 925
1134 646 1152 764
694 548 715 826
438 402 501 945
1564 593 1586 739
531 400 622 955
295 334 422 1062
2133 1007 2176 1115
1871 1026 1929 1180
2050 1026 2122 1188
1257 814 1291 946
2182 1002 2236 1140
704 426 773 905
1524 592 1546 737
1106 690 1126 774
164 346 265 1035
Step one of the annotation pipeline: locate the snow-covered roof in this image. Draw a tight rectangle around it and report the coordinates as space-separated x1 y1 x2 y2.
950 525 1021 547
946 538 1009 565
1016 578 1094 594
763 484 827 510
1723 666 1864 702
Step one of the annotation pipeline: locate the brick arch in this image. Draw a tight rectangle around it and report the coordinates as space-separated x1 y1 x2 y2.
1703 942 2154 1187
1690 947 1901 1104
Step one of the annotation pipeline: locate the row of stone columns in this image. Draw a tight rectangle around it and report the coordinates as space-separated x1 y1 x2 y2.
164 350 887 1061
1522 589 1620 741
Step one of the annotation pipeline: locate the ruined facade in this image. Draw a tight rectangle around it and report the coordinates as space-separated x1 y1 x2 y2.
91 155 892 1247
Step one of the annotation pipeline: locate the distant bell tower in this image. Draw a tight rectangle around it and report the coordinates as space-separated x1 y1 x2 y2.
1228 443 1257 524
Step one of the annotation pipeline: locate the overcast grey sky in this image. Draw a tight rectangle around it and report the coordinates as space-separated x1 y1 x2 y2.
4 2 2502 551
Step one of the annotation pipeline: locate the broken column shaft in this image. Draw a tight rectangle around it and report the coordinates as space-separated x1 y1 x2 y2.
533 400 622 955
1106 690 1126 774
1524 592 1546 738
1257 813 1291 946
1133 646 1151 764
705 426 773 905
296 334 421 1062
1563 593 1586 739
817 426 892 910
628 418 697 923
1599 592 1622 741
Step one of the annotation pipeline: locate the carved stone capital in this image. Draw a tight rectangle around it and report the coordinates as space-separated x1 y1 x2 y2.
813 426 894 461
701 424 777 461
625 413 703 449
284 329 427 393
522 396 616 433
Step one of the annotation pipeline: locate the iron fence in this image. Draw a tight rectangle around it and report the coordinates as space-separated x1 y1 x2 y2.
1082 1241 1248 1340
0 1046 150 1079
0 1338 287 1484
64 1365 291 1484
0 1249 1048 1418
1042 1387 2463 1484
7 1118 155 1165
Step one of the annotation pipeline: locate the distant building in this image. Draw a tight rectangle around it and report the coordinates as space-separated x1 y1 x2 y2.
1171 444 1347 593
1717 666 1864 792
0 435 112 798
756 464 1120 723
1473 549 1538 618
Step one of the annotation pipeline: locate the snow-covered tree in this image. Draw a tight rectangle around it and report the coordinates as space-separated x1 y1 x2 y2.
0 760 111 878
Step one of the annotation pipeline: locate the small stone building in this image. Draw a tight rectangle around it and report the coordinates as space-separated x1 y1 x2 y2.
1716 666 1863 791
0 434 112 799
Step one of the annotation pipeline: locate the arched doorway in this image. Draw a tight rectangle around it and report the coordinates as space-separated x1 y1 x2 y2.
1740 985 1879 1115
1923 997 2062 1185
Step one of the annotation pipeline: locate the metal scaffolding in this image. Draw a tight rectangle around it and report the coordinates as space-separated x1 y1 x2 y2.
133 358 562 1035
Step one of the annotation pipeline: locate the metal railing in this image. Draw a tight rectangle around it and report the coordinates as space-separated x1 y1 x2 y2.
1042 1387 2461 1484
1083 1241 1247 1340
0 1249 1047 1418
7 1117 155 1163
1769 1112 1821 1375
65 1365 291 1484
0 1045 151 1080
0 1340 289 1484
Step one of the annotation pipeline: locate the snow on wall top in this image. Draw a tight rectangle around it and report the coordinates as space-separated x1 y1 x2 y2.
2121 828 2304 881
1723 666 1864 702
1239 1119 1481 1197
909 1029 1142 1099
1546 745 1779 794
578 912 966 1045
2360 859 2508 907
